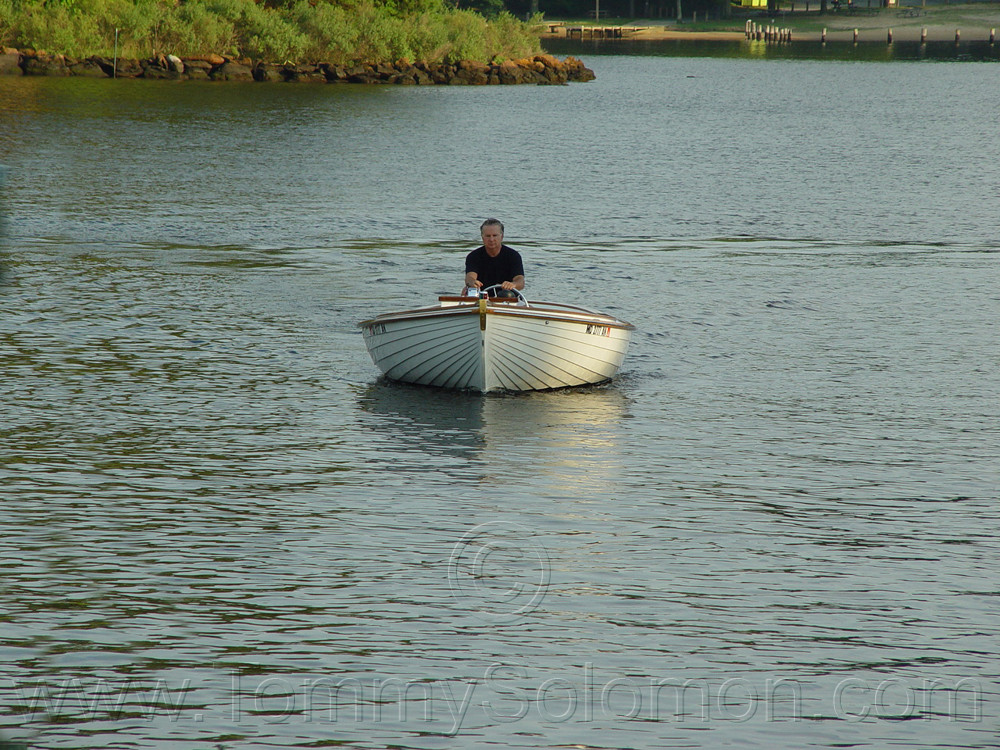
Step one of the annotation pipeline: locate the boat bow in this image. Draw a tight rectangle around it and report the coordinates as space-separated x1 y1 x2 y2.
359 295 633 392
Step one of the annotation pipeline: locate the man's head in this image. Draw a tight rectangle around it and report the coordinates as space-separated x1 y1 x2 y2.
480 218 504 256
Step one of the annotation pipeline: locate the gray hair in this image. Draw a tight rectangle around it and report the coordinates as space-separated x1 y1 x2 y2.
480 218 504 234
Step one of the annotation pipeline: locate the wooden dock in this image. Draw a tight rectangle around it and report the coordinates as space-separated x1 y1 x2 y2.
565 26 644 39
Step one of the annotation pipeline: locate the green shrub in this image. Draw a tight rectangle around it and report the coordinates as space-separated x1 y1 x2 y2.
383 0 449 15
235 2 307 60
102 0 169 57
13 0 97 55
292 1 358 63
165 0 240 57
483 11 542 59
0 0 17 48
439 9 489 63
1 0 543 63
405 11 452 62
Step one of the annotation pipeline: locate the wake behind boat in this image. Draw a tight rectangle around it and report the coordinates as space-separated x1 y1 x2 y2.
359 287 634 393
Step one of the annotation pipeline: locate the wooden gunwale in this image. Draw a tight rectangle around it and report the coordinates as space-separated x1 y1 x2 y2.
487 306 635 331
360 299 634 331
358 303 474 328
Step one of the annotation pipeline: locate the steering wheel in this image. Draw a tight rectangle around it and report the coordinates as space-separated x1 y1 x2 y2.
481 285 528 307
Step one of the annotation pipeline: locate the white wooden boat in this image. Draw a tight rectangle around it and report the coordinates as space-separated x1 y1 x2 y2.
359 288 634 392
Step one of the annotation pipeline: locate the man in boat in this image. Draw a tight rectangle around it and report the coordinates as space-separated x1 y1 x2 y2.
463 218 525 297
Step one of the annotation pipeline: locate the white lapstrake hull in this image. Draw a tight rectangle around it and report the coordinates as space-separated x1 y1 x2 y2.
359 297 633 392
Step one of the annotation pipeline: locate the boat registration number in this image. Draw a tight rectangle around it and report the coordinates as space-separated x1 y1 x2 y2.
586 324 612 337
366 323 387 336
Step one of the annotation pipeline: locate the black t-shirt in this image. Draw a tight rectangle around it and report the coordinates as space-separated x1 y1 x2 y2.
464 244 524 289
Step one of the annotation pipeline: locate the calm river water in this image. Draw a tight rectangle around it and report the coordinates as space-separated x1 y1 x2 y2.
1 53 998 750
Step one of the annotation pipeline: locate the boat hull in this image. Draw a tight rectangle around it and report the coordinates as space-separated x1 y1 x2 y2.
359 298 633 392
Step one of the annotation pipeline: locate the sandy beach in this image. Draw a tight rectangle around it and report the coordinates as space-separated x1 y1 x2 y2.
541 3 1000 44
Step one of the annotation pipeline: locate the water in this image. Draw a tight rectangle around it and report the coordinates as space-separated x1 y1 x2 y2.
1 56 999 750
545 37 1000 62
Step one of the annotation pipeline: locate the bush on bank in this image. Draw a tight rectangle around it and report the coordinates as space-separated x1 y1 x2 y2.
0 0 544 64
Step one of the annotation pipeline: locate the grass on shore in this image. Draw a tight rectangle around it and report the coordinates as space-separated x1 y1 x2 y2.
0 0 546 64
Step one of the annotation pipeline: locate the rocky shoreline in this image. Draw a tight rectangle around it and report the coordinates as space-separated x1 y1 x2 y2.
0 48 595 85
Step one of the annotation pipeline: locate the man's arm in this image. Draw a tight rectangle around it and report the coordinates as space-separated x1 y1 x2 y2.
464 271 481 289
501 275 525 291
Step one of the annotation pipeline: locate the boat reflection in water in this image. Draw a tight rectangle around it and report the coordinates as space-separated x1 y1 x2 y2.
356 381 632 497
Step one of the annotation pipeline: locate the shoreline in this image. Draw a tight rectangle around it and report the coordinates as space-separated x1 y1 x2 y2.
0 49 596 84
3 6 996 85
540 9 999 44
542 26 997 43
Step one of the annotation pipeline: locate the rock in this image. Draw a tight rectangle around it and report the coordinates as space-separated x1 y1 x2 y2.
142 57 181 79
104 58 143 78
186 53 225 66
283 64 326 82
0 48 594 86
321 65 348 82
497 60 527 85
509 58 553 84
345 64 378 83
389 63 423 85
181 59 212 80
423 63 453 84
0 48 21 75
21 52 70 76
68 58 108 77
210 61 253 81
562 56 596 82
142 65 174 79
454 59 489 84
84 56 113 76
533 54 568 83
253 62 284 82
